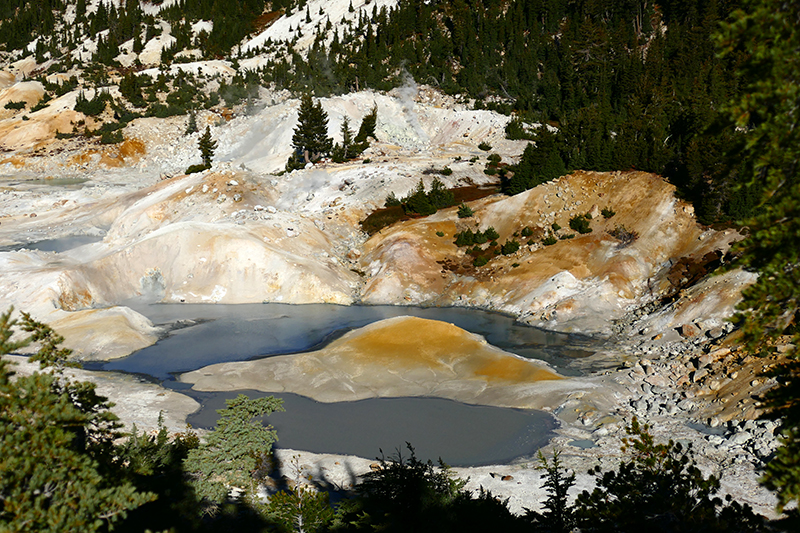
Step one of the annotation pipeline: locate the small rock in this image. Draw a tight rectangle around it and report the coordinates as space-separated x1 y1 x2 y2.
254 205 265 211
501 475 514 481
370 463 381 471
202 184 209 193
692 368 708 383
707 327 724 339
729 432 752 446
216 194 227 203
652 333 663 340
707 435 725 446
679 323 699 338
233 194 242 202
228 179 239 186
266 206 277 214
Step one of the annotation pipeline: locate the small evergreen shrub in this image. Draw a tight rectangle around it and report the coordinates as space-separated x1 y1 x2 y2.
4 101 26 110
542 234 557 246
457 203 474 218
473 255 488 267
551 222 561 232
385 192 401 207
436 231 444 237
602 206 616 219
485 227 499 241
501 239 520 255
521 226 533 237
100 130 123 144
186 164 209 174
478 141 492 151
569 214 592 234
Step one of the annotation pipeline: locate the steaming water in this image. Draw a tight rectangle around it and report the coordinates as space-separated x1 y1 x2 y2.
103 303 597 465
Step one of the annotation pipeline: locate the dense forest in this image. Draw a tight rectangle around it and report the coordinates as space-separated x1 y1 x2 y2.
262 0 753 224
0 0 756 223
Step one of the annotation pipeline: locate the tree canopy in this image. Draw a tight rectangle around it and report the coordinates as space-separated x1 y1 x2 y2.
0 309 153 532
716 0 800 515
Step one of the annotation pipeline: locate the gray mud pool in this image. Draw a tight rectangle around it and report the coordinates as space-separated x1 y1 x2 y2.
101 303 599 465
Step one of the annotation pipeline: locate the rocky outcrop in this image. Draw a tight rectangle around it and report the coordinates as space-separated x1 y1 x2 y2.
359 171 746 335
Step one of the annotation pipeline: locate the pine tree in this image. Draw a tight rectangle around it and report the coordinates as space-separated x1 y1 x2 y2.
0 309 154 531
198 126 217 168
332 116 355 163
185 110 198 135
716 0 800 514
290 94 332 165
354 103 378 151
183 394 283 512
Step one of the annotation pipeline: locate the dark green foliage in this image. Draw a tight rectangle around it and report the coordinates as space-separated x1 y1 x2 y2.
521 226 533 237
158 0 273 57
354 104 378 149
31 93 52 112
385 191 401 207
330 444 526 532
525 451 575 533
3 100 25 110
504 130 567 195
74 91 110 116
183 394 284 511
478 141 492 151
114 421 203 532
0 308 154 531
573 418 763 532
454 226 497 247
551 223 561 232
100 129 124 144
185 110 198 135
403 179 437 216
601 207 616 219
185 163 209 174
332 116 356 162
252 0 751 222
291 94 333 165
198 126 217 168
457 203 474 218
473 255 489 267
501 239 520 255
542 235 557 246
265 483 333 533
715 0 800 513
569 215 592 234
436 231 444 237
0 0 63 51
397 178 456 216
559 234 575 240
505 118 536 141
427 177 455 209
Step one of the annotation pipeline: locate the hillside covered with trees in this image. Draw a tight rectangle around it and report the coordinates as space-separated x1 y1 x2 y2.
1 0 799 529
